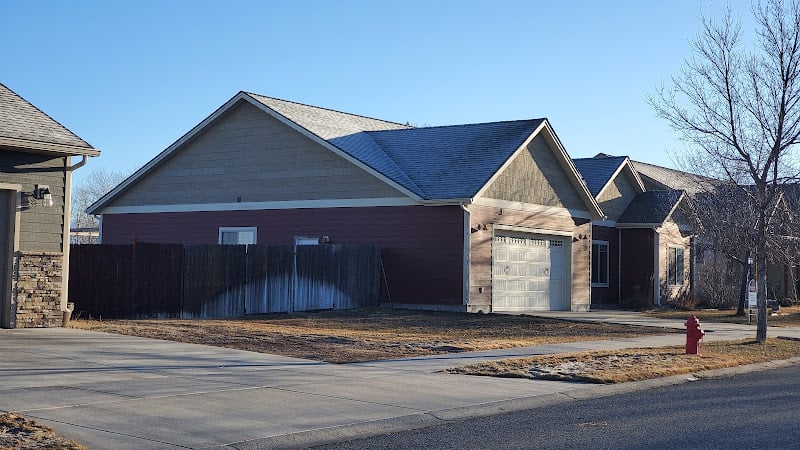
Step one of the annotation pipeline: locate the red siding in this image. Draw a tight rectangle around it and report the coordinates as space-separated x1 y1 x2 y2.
619 228 655 305
591 225 619 305
101 205 465 306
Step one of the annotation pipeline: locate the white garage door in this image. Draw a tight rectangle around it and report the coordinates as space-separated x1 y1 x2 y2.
492 231 567 311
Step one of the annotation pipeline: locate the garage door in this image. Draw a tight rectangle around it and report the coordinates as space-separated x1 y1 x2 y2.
492 231 566 311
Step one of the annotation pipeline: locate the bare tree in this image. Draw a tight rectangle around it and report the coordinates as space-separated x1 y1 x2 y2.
650 0 800 342
71 167 128 230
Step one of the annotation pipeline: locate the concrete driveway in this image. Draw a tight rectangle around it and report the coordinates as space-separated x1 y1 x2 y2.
0 314 793 449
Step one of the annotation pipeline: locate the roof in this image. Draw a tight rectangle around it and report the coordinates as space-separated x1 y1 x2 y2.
0 83 99 156
573 155 630 196
617 190 685 225
89 92 601 217
632 160 715 194
335 120 545 199
247 93 410 138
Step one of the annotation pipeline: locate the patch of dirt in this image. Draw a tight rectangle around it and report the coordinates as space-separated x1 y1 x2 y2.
645 305 800 327
70 309 675 363
446 338 800 383
0 412 86 450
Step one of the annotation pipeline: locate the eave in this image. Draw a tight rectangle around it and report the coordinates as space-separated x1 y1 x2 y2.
0 136 100 157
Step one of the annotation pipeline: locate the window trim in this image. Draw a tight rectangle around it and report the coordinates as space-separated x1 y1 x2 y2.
667 246 685 287
218 226 257 245
591 240 610 288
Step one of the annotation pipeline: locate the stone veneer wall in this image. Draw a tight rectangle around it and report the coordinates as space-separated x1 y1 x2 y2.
12 251 63 328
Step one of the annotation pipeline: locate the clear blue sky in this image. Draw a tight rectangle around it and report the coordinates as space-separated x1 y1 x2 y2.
4 0 747 188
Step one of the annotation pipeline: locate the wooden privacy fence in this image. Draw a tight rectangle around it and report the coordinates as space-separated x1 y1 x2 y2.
69 243 381 319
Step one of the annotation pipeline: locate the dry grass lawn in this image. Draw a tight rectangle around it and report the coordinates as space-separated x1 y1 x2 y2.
70 308 674 363
645 305 800 327
0 412 86 450
446 338 800 384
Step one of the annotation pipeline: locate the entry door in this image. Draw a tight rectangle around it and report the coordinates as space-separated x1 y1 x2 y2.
0 190 14 328
492 231 567 311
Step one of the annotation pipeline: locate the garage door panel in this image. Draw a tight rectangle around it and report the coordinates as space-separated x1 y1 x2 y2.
492 231 567 312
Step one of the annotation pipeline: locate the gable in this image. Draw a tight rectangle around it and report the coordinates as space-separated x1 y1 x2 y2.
105 101 405 210
597 170 640 221
481 134 587 211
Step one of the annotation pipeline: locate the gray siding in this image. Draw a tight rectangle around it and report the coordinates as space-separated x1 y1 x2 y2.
110 101 403 207
597 170 639 221
0 150 66 253
483 135 586 211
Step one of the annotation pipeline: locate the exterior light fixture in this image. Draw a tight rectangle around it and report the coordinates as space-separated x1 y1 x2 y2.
33 185 53 207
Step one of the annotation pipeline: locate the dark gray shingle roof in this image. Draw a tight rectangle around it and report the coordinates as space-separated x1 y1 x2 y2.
0 83 93 150
617 190 684 224
349 120 545 199
572 156 628 196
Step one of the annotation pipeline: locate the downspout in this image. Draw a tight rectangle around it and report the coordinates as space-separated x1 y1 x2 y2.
618 228 622 304
67 155 88 171
62 154 92 322
460 202 471 310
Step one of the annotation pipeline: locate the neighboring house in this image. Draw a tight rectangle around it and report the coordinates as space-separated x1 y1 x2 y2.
633 158 799 303
88 92 603 312
573 155 691 307
0 83 99 328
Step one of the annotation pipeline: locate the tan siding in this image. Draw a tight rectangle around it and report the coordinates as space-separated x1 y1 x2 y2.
597 171 639 221
0 151 65 253
658 221 691 304
482 135 586 211
109 102 403 207
467 204 591 311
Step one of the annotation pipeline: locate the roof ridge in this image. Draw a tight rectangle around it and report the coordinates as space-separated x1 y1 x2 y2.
377 117 545 132
0 82 93 148
573 155 628 161
244 92 411 129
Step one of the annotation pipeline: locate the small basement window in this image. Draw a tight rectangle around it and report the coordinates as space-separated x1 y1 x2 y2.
219 227 257 245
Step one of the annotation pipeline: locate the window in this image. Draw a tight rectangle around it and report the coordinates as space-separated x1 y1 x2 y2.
218 227 257 245
591 241 609 287
294 236 320 246
668 247 685 286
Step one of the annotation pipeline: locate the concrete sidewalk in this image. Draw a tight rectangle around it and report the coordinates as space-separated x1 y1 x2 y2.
1 313 797 449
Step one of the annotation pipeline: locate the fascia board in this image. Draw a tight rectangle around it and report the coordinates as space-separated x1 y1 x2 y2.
615 223 660 229
0 137 100 157
540 121 605 220
472 120 604 220
245 94 423 202
87 92 251 215
595 158 646 200
662 191 687 224
472 120 545 200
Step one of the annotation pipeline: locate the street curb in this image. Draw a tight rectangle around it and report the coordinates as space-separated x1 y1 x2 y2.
216 356 800 449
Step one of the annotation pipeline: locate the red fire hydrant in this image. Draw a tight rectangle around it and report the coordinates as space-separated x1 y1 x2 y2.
685 315 705 355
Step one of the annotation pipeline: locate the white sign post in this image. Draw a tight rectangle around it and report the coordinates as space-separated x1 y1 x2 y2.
747 279 757 323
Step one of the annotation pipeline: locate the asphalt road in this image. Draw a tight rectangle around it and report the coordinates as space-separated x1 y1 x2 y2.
315 365 800 449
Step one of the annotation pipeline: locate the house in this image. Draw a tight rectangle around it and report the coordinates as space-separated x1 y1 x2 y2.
88 92 604 312
0 83 99 328
632 158 799 304
573 155 691 307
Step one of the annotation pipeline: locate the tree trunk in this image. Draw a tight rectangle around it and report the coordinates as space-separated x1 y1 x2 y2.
736 250 750 316
756 210 768 343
